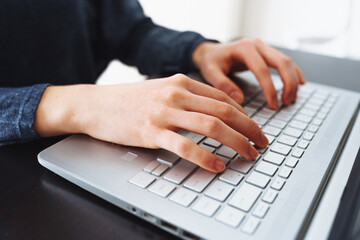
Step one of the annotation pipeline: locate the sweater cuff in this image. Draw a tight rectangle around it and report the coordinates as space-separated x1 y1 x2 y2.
19 83 50 141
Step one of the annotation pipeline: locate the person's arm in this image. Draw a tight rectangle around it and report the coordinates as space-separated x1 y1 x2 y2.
0 84 49 146
33 74 268 173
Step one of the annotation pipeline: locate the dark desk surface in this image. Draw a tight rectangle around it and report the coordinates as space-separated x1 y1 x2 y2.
1 49 360 240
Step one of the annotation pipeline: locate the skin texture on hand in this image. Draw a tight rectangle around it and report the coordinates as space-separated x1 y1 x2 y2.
192 38 306 109
34 74 268 173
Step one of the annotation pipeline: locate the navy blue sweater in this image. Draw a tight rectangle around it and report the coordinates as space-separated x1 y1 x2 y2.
0 0 209 146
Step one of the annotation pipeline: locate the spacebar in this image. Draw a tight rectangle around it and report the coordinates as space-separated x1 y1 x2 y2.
163 159 197 185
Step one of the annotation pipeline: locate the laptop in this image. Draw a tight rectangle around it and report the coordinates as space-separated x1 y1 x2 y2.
37 71 360 240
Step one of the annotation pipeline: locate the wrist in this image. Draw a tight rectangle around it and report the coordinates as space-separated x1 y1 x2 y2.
192 41 218 70
33 84 93 137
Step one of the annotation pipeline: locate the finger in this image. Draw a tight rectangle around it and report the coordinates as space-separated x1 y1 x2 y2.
174 75 247 115
156 130 225 172
180 92 268 148
253 41 300 105
232 44 279 109
200 64 245 104
171 110 259 161
295 65 306 85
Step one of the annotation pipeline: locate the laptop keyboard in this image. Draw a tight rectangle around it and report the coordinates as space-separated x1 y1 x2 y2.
129 82 338 235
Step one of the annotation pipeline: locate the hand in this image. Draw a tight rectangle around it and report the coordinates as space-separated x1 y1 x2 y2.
192 38 306 109
34 74 268 172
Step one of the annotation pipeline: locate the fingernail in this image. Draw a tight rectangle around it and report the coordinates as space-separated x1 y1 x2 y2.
214 159 225 172
261 133 269 146
250 147 259 160
270 95 279 109
230 91 244 104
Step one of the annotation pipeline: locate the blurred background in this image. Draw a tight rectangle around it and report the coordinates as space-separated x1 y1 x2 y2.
97 0 360 85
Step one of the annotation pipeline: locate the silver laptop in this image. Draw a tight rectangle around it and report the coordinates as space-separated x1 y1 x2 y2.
38 71 360 240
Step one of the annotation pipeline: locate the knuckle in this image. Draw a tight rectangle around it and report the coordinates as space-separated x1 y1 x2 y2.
163 86 182 103
175 138 192 155
253 37 264 45
239 38 252 47
172 74 189 87
219 103 235 120
280 56 293 67
258 66 270 77
203 116 221 134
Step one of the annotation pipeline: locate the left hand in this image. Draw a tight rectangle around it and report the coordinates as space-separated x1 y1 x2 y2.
192 38 306 109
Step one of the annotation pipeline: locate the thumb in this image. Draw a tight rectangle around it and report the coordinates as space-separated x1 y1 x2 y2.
202 66 244 104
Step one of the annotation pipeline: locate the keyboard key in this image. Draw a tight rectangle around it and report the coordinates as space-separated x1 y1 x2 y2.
321 107 331 114
264 134 275 144
271 177 286 190
299 109 317 117
298 140 309 149
262 126 281 137
151 164 169 177
184 168 216 193
163 160 197 184
255 146 267 154
316 112 327 120
216 206 245 228
294 114 312 123
178 129 205 143
308 125 319 133
242 216 260 235
271 143 291 156
284 127 303 138
312 118 323 126
285 157 299 168
253 202 270 218
303 132 314 141
263 152 285 166
289 120 308 130
262 189 278 203
143 160 161 173
255 161 278 176
244 106 257 116
219 169 244 186
292 148 304 158
274 112 292 121
304 104 321 112
268 119 287 129
192 197 220 217
252 116 268 126
218 155 231 166
149 179 176 197
229 158 253 174
228 183 262 212
246 171 271 189
199 143 216 153
129 172 156 188
256 109 276 119
205 181 234 202
157 150 180 166
203 138 221 148
278 167 292 179
278 135 297 147
216 145 237 159
170 188 197 207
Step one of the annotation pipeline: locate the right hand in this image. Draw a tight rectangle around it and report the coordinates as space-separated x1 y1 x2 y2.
34 74 268 173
